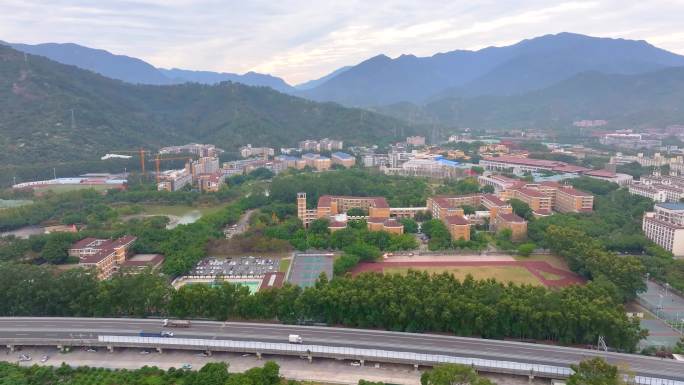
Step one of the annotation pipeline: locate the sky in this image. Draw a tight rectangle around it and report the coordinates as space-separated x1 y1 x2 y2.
1 0 684 85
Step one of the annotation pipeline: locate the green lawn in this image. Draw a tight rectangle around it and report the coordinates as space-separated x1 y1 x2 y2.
279 258 291 273
141 204 227 217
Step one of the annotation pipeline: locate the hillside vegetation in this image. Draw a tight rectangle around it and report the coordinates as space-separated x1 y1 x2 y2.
0 45 411 167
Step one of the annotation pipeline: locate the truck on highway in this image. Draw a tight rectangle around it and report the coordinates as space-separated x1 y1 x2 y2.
139 331 174 337
139 331 161 337
288 334 303 344
163 319 191 328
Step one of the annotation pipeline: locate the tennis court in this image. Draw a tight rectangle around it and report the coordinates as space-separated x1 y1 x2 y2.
288 253 334 288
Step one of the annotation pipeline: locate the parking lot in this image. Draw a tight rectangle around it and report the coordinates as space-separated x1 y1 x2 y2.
188 257 280 278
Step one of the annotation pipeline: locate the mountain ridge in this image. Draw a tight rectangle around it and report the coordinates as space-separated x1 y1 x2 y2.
7 41 294 92
302 32 684 107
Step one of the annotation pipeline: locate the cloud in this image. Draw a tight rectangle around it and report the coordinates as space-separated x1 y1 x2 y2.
0 0 683 84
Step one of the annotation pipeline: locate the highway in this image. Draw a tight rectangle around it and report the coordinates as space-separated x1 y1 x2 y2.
1 317 683 381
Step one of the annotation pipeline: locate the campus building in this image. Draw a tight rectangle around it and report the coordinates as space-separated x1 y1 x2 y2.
299 138 344 152
239 144 275 158
331 152 356 168
643 203 684 256
427 194 522 241
406 136 426 146
297 193 403 234
499 182 594 215
69 236 137 280
491 212 528 242
629 174 684 203
480 156 591 174
301 153 332 171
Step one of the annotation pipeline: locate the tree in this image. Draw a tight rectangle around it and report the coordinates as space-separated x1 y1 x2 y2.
509 198 533 220
568 358 621 385
347 207 368 216
480 185 495 194
420 364 495 385
192 362 229 385
400 217 418 233
517 243 536 257
308 218 331 236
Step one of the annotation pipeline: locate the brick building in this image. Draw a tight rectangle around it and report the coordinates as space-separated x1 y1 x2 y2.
69 236 137 280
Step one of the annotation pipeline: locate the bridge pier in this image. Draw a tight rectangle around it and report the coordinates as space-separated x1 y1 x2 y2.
205 350 212 357
156 347 163 354
6 344 14 352
57 345 66 353
107 346 114 353
528 374 535 384
413 364 419 372
256 352 262 360
360 359 365 367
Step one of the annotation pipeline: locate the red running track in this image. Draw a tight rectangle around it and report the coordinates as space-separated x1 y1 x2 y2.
351 260 585 287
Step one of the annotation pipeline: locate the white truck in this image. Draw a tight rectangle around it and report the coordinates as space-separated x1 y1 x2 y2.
163 319 191 328
288 334 303 344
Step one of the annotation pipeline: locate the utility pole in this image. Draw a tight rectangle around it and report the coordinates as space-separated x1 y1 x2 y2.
53 168 57 180
597 336 608 352
70 109 76 129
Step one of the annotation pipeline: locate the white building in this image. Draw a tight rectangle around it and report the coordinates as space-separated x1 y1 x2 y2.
643 203 684 256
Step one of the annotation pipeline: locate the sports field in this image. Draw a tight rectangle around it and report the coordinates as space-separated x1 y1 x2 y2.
385 265 542 286
353 254 584 288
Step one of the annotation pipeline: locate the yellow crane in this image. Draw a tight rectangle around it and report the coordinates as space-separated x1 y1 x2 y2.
153 155 194 184
109 148 151 175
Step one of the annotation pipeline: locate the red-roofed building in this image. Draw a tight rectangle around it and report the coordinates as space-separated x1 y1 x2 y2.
70 236 137 280
445 215 470 241
491 212 528 241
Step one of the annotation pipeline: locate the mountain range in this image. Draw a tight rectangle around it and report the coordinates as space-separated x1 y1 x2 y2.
7 42 296 92
0 44 411 167
9 33 684 110
299 32 684 106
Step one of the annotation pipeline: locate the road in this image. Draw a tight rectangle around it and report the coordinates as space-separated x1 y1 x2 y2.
1 318 683 381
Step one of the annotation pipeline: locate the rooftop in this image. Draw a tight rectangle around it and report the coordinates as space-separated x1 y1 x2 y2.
497 212 526 223
445 216 469 226
656 202 684 211
331 152 353 160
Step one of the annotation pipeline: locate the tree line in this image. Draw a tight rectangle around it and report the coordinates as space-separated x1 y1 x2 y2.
0 264 644 351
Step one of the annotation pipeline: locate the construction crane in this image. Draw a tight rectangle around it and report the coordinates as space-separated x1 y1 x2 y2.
153 155 194 184
109 148 151 175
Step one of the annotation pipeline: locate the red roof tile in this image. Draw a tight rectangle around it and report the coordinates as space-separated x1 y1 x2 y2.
445 216 469 225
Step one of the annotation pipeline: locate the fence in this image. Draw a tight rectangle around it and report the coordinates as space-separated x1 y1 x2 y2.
98 335 684 385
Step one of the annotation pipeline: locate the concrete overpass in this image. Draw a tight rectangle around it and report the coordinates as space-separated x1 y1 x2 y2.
0 317 682 384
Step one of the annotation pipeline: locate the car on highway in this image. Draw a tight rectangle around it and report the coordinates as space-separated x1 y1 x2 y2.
40 355 49 363
181 364 192 370
161 331 174 337
85 348 97 353
140 350 151 355
196 352 209 357
350 361 361 367
18 354 31 362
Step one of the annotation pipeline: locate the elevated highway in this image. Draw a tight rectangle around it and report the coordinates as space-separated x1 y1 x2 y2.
0 317 682 384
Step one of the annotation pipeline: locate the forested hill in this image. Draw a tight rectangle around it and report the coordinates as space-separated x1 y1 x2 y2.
0 44 412 165
374 66 684 129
